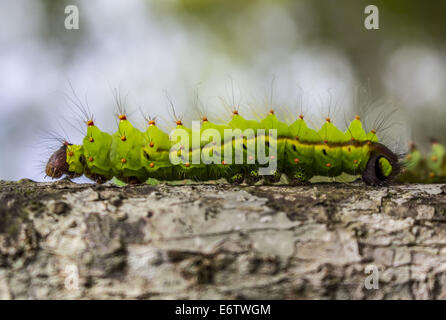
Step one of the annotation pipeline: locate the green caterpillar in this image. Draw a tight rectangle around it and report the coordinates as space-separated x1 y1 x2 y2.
45 110 399 186
398 141 446 183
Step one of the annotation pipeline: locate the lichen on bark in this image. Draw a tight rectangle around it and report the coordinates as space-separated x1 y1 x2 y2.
0 179 446 299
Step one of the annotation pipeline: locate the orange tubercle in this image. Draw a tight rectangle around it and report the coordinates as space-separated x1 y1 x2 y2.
326 163 332 167
294 158 300 164
87 120 94 127
371 129 377 135
68 151 74 157
268 109 274 115
185 162 190 167
355 115 360 120
148 120 156 126
120 136 126 141
299 115 304 120
149 162 154 168
89 137 94 143
325 117 331 123
431 156 438 162
149 142 154 148
118 114 127 121
202 116 208 122
88 156 94 162
232 110 239 116
121 158 127 164
176 120 183 126
353 159 358 164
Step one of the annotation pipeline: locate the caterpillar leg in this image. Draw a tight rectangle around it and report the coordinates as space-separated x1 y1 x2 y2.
246 169 262 185
284 166 311 185
119 176 144 184
230 173 244 184
263 170 282 184
84 172 110 184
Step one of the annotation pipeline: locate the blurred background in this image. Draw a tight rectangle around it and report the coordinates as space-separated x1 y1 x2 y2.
1 0 445 181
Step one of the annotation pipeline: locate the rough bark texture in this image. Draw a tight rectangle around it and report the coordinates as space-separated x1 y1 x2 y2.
1 179 446 299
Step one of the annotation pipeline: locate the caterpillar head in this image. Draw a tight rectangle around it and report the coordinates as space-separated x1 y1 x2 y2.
46 144 70 179
362 143 400 186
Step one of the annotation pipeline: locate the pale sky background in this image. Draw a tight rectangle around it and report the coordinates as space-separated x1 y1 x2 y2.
1 0 445 181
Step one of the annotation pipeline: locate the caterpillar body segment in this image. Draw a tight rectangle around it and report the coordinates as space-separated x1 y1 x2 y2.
399 142 446 183
83 124 113 181
46 112 399 186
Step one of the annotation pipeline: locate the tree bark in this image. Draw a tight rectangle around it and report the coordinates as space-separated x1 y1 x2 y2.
1 179 446 299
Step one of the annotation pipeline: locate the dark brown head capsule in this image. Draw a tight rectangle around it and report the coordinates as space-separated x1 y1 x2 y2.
45 145 70 179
